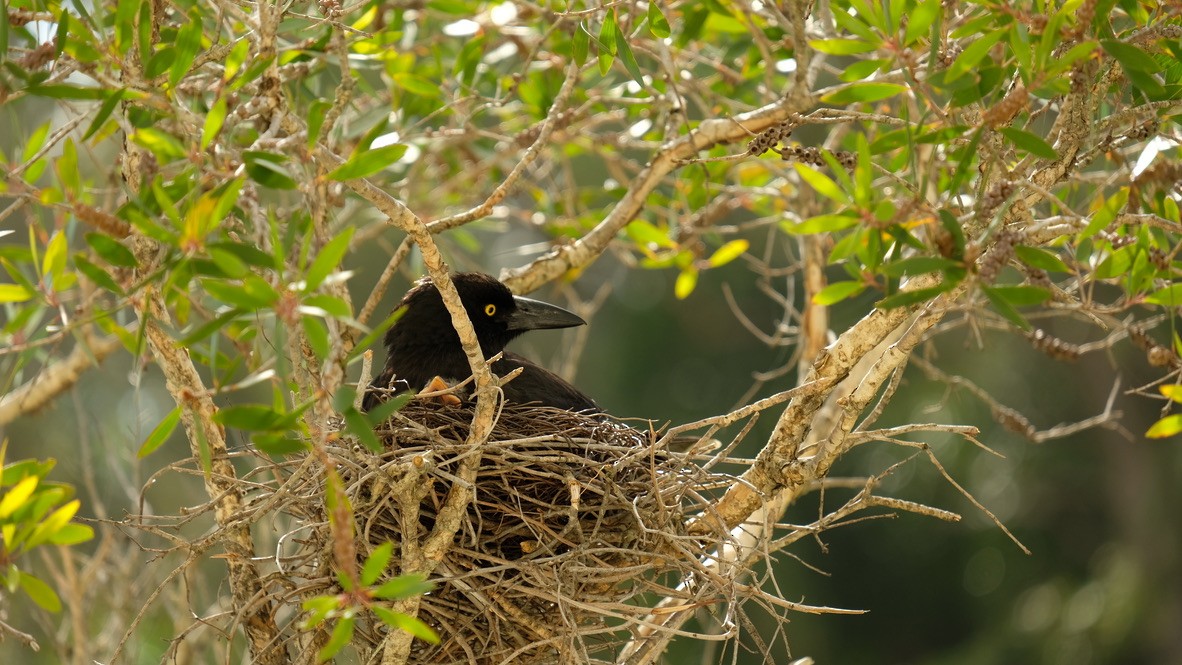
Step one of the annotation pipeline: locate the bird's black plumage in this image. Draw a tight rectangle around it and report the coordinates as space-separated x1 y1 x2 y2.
362 272 598 412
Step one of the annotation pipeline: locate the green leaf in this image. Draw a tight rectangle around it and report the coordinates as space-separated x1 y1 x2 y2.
626 220 675 249
365 393 414 426
647 2 671 38
138 406 181 458
572 22 590 66
48 523 94 546
987 285 1051 306
674 267 698 299
707 239 748 268
1081 188 1129 239
344 408 383 453
997 127 1058 160
84 232 137 267
945 29 1007 83
19 572 61 612
243 152 297 189
131 128 188 162
201 96 228 150
598 11 617 75
318 616 355 663
821 82 907 105
327 145 408 181
74 255 123 294
56 138 80 197
362 542 394 587
1145 284 1182 306
83 90 131 141
224 38 251 81
41 231 68 282
253 433 310 456
24 499 81 550
302 316 330 360
306 99 332 148
812 280 865 305
391 72 441 98
214 404 289 431
615 28 645 87
809 38 878 55
372 607 440 644
304 227 355 291
781 213 859 235
26 84 105 100
202 276 279 308
981 285 1031 329
1100 39 1160 73
840 59 888 82
169 14 204 88
793 163 849 204
1014 246 1071 273
903 0 940 46
1146 414 1182 439
372 573 434 600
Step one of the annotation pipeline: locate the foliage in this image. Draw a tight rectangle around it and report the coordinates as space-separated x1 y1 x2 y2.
301 541 438 663
0 442 94 614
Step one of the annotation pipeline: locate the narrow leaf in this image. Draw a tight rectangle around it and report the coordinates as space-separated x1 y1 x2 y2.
138 406 182 458
997 127 1058 160
821 82 907 105
812 280 866 305
793 163 849 204
327 145 408 181
19 572 62 613
304 227 355 291
362 542 394 587
674 267 698 299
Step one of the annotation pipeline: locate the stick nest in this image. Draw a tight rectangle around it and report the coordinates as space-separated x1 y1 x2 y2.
280 400 732 664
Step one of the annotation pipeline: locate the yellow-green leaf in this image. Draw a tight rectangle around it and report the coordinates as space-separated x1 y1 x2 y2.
1160 385 1182 403
0 476 39 518
809 38 878 55
821 82 907 105
24 499 80 550
42 231 68 281
674 267 698 299
793 163 849 204
813 280 866 305
0 284 35 303
202 96 228 150
707 239 749 267
48 523 94 546
1146 414 1182 438
19 572 61 613
946 29 1007 83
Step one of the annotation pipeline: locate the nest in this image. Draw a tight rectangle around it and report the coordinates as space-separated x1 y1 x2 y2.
277 400 739 664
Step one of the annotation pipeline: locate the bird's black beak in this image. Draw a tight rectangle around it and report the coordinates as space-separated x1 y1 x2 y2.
505 296 586 332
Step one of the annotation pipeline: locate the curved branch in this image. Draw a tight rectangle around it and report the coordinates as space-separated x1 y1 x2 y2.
0 328 121 426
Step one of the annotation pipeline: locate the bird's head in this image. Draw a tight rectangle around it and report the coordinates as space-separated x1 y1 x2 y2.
385 272 585 358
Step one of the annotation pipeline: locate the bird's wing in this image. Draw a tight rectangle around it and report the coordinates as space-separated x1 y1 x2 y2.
495 352 600 413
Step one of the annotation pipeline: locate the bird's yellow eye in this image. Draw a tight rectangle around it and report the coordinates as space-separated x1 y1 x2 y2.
484 303 496 316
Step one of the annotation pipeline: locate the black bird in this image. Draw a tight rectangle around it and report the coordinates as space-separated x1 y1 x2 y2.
362 272 598 412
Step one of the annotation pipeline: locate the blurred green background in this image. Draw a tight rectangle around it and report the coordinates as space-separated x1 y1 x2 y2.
7 229 1181 663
